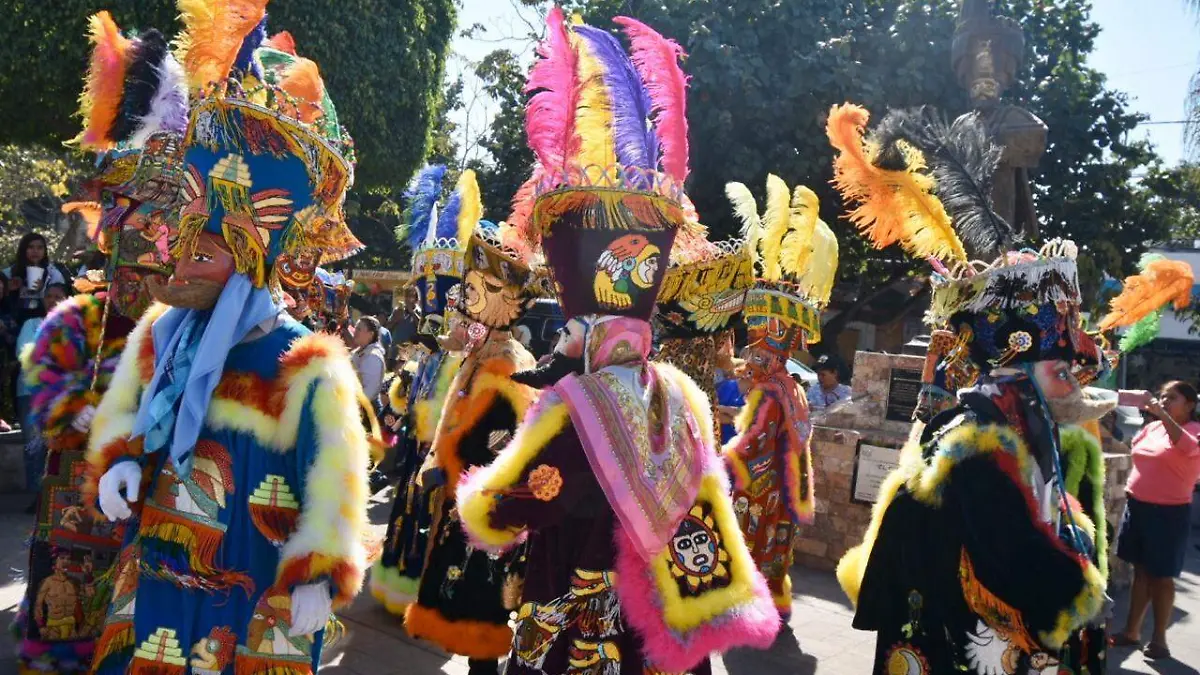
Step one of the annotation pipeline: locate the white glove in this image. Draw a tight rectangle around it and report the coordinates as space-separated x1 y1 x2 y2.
97 462 142 522
71 405 96 433
288 581 332 637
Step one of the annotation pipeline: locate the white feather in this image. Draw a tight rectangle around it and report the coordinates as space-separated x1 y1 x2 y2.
129 53 189 147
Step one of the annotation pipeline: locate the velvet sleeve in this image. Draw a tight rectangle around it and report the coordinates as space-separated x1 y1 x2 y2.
458 401 601 553
946 453 1105 651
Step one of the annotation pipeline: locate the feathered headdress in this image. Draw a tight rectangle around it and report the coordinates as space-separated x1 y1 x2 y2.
827 103 1015 266
522 10 694 321
397 165 468 335
78 14 189 152
732 176 839 354
172 0 360 288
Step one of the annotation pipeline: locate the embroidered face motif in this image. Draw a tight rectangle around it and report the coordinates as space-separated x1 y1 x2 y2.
667 504 731 593
463 269 523 329
594 234 662 310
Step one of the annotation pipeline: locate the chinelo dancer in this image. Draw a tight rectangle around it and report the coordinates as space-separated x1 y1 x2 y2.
721 175 839 622
402 173 539 675
369 165 470 616
85 2 373 673
653 233 755 442
826 102 1146 675
457 10 780 675
13 13 188 674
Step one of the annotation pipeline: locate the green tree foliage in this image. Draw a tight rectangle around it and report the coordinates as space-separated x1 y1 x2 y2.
0 144 88 263
0 0 455 191
470 49 535 224
479 0 1168 291
1140 163 1200 242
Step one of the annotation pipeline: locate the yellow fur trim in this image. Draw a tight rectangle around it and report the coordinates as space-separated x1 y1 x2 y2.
387 377 406 414
1039 560 1106 650
733 389 763 435
836 423 928 607
652 473 763 631
87 303 168 472
274 334 371 603
907 422 1031 506
458 402 572 549
413 355 463 444
773 573 793 610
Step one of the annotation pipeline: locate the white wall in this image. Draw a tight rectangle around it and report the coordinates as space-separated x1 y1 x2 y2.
1147 247 1200 342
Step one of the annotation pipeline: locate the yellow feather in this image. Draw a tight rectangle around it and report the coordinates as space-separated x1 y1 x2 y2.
804 220 839 307
780 185 819 278
725 182 762 253
177 0 269 91
889 143 967 263
572 34 616 172
761 174 791 281
455 169 482 248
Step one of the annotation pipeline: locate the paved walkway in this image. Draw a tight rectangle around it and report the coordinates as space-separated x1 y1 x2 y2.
0 489 1198 674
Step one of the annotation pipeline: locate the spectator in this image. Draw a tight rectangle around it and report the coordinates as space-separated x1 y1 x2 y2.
1111 381 1200 660
350 315 386 402
807 354 851 411
714 330 746 444
2 233 67 323
388 286 421 348
16 282 67 506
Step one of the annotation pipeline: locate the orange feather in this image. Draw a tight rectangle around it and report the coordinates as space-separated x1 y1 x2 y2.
179 0 269 90
1099 259 1195 331
278 57 327 124
79 12 132 150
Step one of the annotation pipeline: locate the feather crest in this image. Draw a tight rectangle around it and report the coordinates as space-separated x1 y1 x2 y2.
760 175 791 281
780 185 820 279
178 0 270 91
525 6 580 171
872 108 1011 259
131 52 190 145
572 30 617 171
726 182 762 255
112 30 170 143
455 170 483 248
1099 259 1195 331
826 103 968 264
614 16 689 181
801 220 838 307
573 25 655 170
397 165 448 248
277 57 326 124
79 12 133 151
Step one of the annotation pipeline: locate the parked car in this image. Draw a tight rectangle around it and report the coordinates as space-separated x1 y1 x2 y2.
786 359 819 389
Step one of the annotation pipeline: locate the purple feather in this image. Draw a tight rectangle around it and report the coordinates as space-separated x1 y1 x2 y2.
234 15 268 80
573 25 656 171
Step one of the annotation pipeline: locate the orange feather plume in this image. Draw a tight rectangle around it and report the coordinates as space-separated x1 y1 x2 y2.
1099 259 1195 331
278 57 326 124
178 0 269 90
79 12 132 151
826 103 967 264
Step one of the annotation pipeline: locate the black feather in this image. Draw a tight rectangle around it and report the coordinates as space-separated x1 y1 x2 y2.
110 29 169 143
869 107 1015 259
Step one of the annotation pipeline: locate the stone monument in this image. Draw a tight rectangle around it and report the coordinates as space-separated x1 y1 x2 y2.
952 0 1047 240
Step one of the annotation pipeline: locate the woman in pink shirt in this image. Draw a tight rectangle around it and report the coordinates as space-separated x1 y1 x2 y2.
1111 380 1200 660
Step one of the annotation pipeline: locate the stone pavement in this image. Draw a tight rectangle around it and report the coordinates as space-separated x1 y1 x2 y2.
0 489 1198 674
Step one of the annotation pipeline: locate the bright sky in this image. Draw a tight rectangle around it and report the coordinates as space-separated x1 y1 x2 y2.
449 0 1199 167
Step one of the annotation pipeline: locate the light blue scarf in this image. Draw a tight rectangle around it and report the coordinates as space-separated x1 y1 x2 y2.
132 274 279 477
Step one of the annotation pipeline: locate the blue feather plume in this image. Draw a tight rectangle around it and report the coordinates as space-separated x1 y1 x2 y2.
234 16 268 80
439 190 463 241
572 25 656 170
398 164 448 248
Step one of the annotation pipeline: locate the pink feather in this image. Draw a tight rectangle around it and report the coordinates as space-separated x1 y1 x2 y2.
614 16 690 182
507 166 544 247
525 7 580 171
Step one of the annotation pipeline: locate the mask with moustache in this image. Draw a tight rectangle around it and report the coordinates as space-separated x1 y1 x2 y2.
146 274 226 311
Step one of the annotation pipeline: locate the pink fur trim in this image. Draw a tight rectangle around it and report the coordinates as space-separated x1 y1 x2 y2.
612 526 779 672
